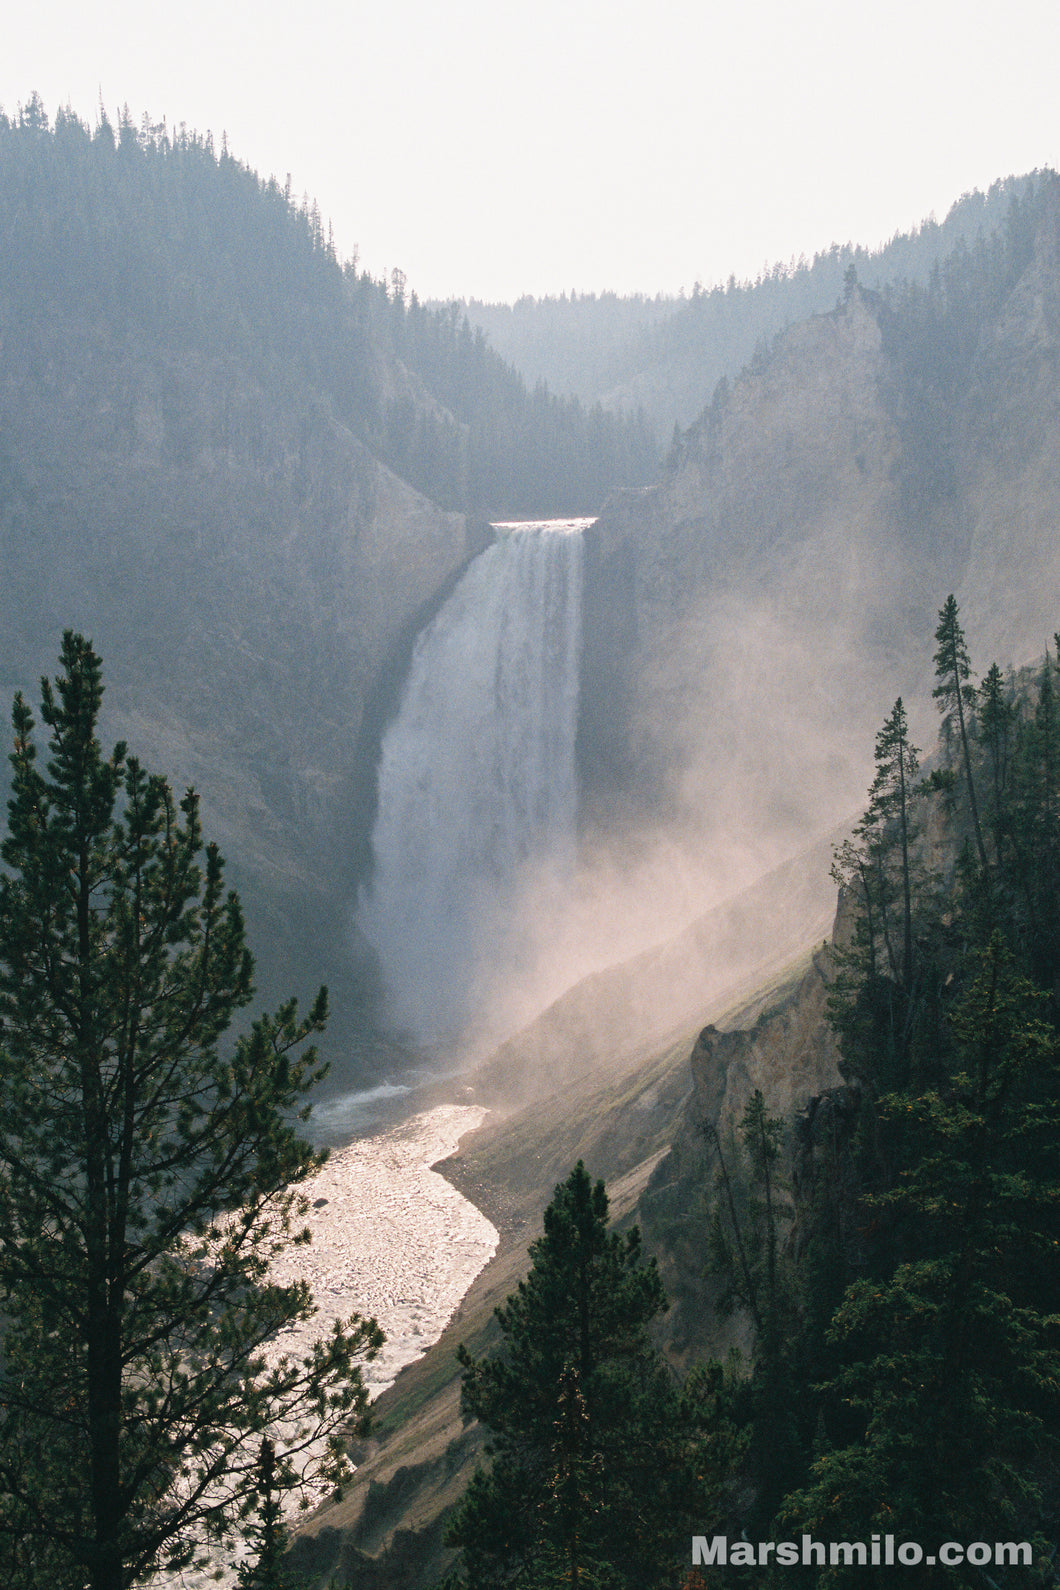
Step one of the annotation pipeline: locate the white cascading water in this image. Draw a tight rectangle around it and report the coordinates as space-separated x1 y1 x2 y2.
359 520 586 1044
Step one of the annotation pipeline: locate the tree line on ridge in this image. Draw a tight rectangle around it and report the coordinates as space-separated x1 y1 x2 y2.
0 95 657 520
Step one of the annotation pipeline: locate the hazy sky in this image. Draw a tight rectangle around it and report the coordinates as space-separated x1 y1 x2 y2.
5 0 1058 303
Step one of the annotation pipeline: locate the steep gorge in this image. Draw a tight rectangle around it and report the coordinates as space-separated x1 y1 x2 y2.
288 175 1060 1584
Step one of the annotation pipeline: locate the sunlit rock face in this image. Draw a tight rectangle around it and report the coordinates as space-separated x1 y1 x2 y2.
581 184 1060 886
581 289 910 875
686 943 844 1136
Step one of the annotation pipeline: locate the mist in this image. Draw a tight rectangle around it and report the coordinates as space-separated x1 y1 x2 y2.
354 513 906 1074
354 324 1035 1082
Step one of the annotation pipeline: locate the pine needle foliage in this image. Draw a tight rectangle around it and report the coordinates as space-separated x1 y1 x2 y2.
774 610 1060 1585
444 1162 742 1589
0 634 383 1590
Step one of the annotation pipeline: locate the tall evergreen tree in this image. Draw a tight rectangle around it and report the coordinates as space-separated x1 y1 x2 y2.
0 635 383 1590
445 1163 740 1589
779 937 1060 1585
237 1440 290 1590
865 697 920 993
977 660 1016 864
933 595 988 870
1006 644 1060 998
705 1093 799 1530
831 697 931 1093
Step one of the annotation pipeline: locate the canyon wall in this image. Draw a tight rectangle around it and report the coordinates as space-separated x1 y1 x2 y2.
0 316 487 1054
580 183 1060 886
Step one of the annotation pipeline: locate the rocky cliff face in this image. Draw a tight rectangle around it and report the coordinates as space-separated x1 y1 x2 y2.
959 194 1060 662
684 940 844 1133
580 290 910 852
579 182 1060 891
0 316 487 1056
635 930 844 1362
466 828 840 1111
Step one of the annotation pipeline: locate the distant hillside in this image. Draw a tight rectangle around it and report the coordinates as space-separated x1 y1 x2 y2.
462 175 1039 441
458 290 677 412
0 95 655 520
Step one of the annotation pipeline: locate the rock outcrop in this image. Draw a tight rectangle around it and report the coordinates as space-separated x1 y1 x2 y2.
466 827 840 1111
684 939 843 1131
636 929 844 1364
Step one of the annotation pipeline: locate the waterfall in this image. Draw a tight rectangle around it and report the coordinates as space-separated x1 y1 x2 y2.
359 520 587 1044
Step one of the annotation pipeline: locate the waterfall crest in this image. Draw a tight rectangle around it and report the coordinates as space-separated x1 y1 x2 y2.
359 521 586 1043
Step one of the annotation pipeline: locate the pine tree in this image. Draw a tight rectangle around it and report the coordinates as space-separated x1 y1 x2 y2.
704 1092 789 1340
933 594 988 869
1006 645 1060 997
779 937 1060 1584
831 697 930 1091
237 1440 290 1590
864 697 920 992
445 1163 740 1589
704 1093 799 1530
977 660 1016 864
0 635 383 1590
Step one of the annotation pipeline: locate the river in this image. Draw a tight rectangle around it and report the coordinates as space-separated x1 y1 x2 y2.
151 1101 497 1588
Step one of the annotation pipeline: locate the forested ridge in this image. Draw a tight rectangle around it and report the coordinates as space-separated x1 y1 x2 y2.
676 170 1056 492
464 172 1047 441
0 95 656 518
